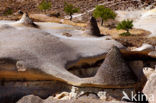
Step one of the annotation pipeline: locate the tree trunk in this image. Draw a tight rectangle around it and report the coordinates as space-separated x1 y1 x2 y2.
70 14 72 21
101 19 104 26
126 29 129 33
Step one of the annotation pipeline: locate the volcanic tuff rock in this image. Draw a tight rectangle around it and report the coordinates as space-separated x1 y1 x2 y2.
11 12 39 28
143 73 156 103
17 95 129 103
148 51 156 58
0 25 124 87
85 16 101 37
83 46 137 88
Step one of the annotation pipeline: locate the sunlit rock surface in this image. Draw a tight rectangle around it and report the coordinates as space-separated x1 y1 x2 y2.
17 95 129 103
143 73 156 103
0 26 124 86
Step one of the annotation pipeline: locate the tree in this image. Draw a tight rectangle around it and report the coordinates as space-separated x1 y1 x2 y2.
116 20 133 36
64 2 79 21
93 5 116 26
38 0 51 13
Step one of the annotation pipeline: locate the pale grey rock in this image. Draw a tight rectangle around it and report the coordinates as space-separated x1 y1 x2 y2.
0 27 124 87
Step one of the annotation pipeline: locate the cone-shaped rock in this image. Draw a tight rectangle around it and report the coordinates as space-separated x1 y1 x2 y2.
19 12 38 28
85 16 101 37
94 46 137 87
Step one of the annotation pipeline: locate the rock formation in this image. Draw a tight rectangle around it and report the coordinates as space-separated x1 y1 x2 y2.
85 16 101 37
148 51 156 58
17 95 128 103
0 26 123 87
131 43 155 51
12 12 39 28
84 46 137 88
143 73 156 103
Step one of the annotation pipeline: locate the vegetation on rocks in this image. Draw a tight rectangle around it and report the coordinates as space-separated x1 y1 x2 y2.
3 8 13 16
116 20 133 36
38 0 52 12
93 5 117 26
64 2 79 21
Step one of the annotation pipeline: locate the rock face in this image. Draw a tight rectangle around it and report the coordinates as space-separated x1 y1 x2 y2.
0 26 123 87
17 95 129 103
148 51 156 58
89 46 137 88
131 43 155 52
85 16 101 37
12 12 38 28
143 73 156 103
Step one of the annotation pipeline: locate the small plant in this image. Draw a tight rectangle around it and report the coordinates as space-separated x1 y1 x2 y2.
38 0 51 12
64 2 79 21
93 5 117 26
3 8 13 16
116 20 133 36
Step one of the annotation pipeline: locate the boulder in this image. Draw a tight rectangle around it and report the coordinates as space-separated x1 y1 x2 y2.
12 12 39 28
143 73 156 103
17 95 42 103
85 16 101 37
131 43 155 52
148 51 156 58
0 26 124 87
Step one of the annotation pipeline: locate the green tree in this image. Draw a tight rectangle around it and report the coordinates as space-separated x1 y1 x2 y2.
93 5 116 26
116 20 133 36
38 0 51 13
64 2 79 21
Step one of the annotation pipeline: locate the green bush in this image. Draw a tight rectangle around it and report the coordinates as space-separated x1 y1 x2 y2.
38 0 51 12
116 20 133 36
64 2 79 21
119 32 131 36
3 8 13 16
93 5 117 26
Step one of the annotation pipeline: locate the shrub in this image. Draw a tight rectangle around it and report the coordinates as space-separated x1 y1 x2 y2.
120 32 131 36
38 0 51 12
93 5 117 26
116 20 133 36
3 8 13 16
64 2 79 21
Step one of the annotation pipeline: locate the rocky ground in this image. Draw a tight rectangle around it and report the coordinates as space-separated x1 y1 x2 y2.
0 0 155 18
0 0 141 15
1 0 156 103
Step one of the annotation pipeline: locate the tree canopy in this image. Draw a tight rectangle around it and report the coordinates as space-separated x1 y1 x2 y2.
116 20 133 36
38 0 52 12
93 5 116 25
64 2 79 20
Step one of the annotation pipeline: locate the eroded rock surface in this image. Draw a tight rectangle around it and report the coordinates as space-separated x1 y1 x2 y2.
11 12 39 28
0 26 123 87
85 16 101 37
17 94 129 103
143 73 156 103
82 46 137 88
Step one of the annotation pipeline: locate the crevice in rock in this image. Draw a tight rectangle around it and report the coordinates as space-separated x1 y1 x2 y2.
67 59 104 78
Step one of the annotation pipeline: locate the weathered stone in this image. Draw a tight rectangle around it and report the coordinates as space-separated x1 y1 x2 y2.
143 73 156 103
148 51 156 58
12 12 39 28
85 16 101 37
86 46 137 88
143 67 155 79
62 32 72 37
131 43 155 52
129 61 147 90
17 95 42 103
0 25 124 87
